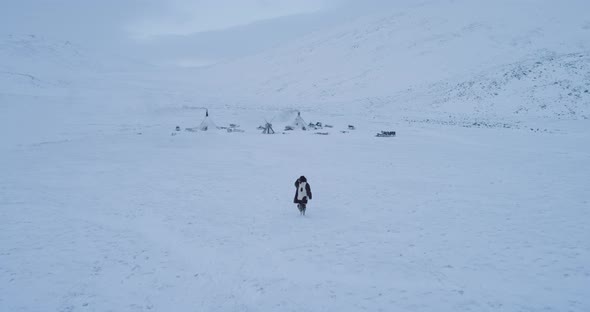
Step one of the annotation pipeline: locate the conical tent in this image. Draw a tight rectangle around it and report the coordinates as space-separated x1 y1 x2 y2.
291 112 307 130
198 109 218 131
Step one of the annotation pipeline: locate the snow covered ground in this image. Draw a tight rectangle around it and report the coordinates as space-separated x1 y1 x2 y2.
1 106 589 311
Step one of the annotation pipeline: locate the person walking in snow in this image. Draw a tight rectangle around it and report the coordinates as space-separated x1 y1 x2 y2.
294 176 312 215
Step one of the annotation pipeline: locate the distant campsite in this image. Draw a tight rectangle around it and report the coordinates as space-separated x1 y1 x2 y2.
174 109 395 137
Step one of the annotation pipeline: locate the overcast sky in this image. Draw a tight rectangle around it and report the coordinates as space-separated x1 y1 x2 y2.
0 0 343 39
126 0 336 39
0 0 399 66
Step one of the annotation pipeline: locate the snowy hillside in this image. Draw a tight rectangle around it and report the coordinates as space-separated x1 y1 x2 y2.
0 33 200 149
427 52 590 119
0 34 155 97
365 51 590 120
192 0 590 120
0 35 85 95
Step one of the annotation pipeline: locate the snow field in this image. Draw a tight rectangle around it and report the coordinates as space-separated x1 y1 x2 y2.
1 115 588 311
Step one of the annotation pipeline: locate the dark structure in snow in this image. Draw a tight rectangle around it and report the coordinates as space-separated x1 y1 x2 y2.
376 131 396 137
225 124 244 133
262 122 275 134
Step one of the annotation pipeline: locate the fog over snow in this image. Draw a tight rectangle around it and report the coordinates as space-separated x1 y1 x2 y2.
0 0 382 66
